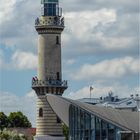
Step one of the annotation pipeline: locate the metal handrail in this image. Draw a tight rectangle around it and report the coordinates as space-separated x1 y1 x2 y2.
32 79 67 87
35 17 64 26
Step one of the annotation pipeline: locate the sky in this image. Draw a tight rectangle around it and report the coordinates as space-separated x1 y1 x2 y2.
0 0 139 126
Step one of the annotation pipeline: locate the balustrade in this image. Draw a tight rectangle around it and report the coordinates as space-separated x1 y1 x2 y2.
35 17 64 26
32 78 67 88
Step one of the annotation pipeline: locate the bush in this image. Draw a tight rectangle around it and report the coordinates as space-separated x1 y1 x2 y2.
62 123 69 140
0 129 27 140
0 112 10 130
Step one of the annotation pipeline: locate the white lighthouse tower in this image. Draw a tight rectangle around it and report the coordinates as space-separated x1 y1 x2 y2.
32 0 67 139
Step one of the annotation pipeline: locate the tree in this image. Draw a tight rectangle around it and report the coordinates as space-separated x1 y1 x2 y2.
8 112 31 128
0 129 28 140
62 123 69 140
0 112 9 130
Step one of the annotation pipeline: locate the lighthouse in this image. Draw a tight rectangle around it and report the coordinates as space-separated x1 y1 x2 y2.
32 0 67 139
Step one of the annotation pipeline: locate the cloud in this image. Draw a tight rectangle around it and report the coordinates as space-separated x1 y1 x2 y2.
65 83 139 99
0 51 3 66
0 50 37 70
63 9 139 57
11 51 37 70
63 9 117 47
62 10 138 58
0 59 2 67
0 49 5 68
65 9 116 39
61 0 139 13
70 56 139 80
63 59 76 65
0 0 16 21
0 90 36 126
0 0 39 51
0 0 138 60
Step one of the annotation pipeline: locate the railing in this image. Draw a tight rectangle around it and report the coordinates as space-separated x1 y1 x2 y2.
35 16 64 27
32 78 67 88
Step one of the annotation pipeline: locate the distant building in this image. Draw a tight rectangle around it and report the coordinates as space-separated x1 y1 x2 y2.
78 93 140 112
47 95 140 140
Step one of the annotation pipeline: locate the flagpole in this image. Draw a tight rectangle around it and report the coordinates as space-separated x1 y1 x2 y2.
90 89 91 99
90 86 94 99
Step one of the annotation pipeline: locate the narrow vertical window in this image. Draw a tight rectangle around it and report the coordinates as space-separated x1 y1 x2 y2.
39 108 43 117
56 36 59 44
57 72 60 80
57 116 61 123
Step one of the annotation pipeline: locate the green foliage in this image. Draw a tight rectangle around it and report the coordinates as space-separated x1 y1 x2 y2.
0 112 10 130
0 111 31 130
8 111 32 128
62 123 69 140
0 129 27 140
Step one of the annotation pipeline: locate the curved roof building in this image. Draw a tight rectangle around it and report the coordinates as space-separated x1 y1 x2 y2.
47 95 140 140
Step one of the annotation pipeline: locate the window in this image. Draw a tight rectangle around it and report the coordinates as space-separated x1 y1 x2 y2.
57 72 60 80
43 3 57 16
39 108 43 117
57 116 61 123
108 124 115 140
95 117 101 140
101 121 107 140
56 36 59 44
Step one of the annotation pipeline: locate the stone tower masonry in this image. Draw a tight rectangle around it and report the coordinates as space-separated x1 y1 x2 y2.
32 0 67 139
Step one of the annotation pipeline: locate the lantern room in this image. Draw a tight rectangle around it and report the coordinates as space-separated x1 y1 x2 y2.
41 0 62 16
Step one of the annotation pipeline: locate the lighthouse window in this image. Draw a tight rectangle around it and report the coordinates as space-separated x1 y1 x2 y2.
56 36 59 44
39 108 43 117
57 116 61 123
43 3 57 16
57 72 60 80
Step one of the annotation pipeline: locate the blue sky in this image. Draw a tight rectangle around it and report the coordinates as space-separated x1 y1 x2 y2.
0 0 139 126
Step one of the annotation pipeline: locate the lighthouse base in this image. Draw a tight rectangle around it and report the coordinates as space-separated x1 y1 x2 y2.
34 135 65 140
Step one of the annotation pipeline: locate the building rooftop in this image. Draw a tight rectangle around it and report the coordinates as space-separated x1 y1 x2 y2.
47 95 140 133
72 99 139 132
78 93 140 111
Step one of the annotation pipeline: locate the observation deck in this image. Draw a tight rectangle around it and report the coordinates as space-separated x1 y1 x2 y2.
32 77 68 94
35 16 64 27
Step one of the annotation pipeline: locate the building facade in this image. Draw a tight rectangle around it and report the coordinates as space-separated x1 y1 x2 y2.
32 0 67 139
69 105 130 140
47 95 140 140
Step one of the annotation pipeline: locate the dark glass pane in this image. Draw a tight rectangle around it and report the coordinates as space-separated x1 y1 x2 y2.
91 115 95 140
43 3 57 16
77 109 80 129
53 4 56 16
95 117 101 140
115 128 121 140
80 110 84 130
69 105 75 140
108 124 115 140
101 121 107 140
72 106 75 139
